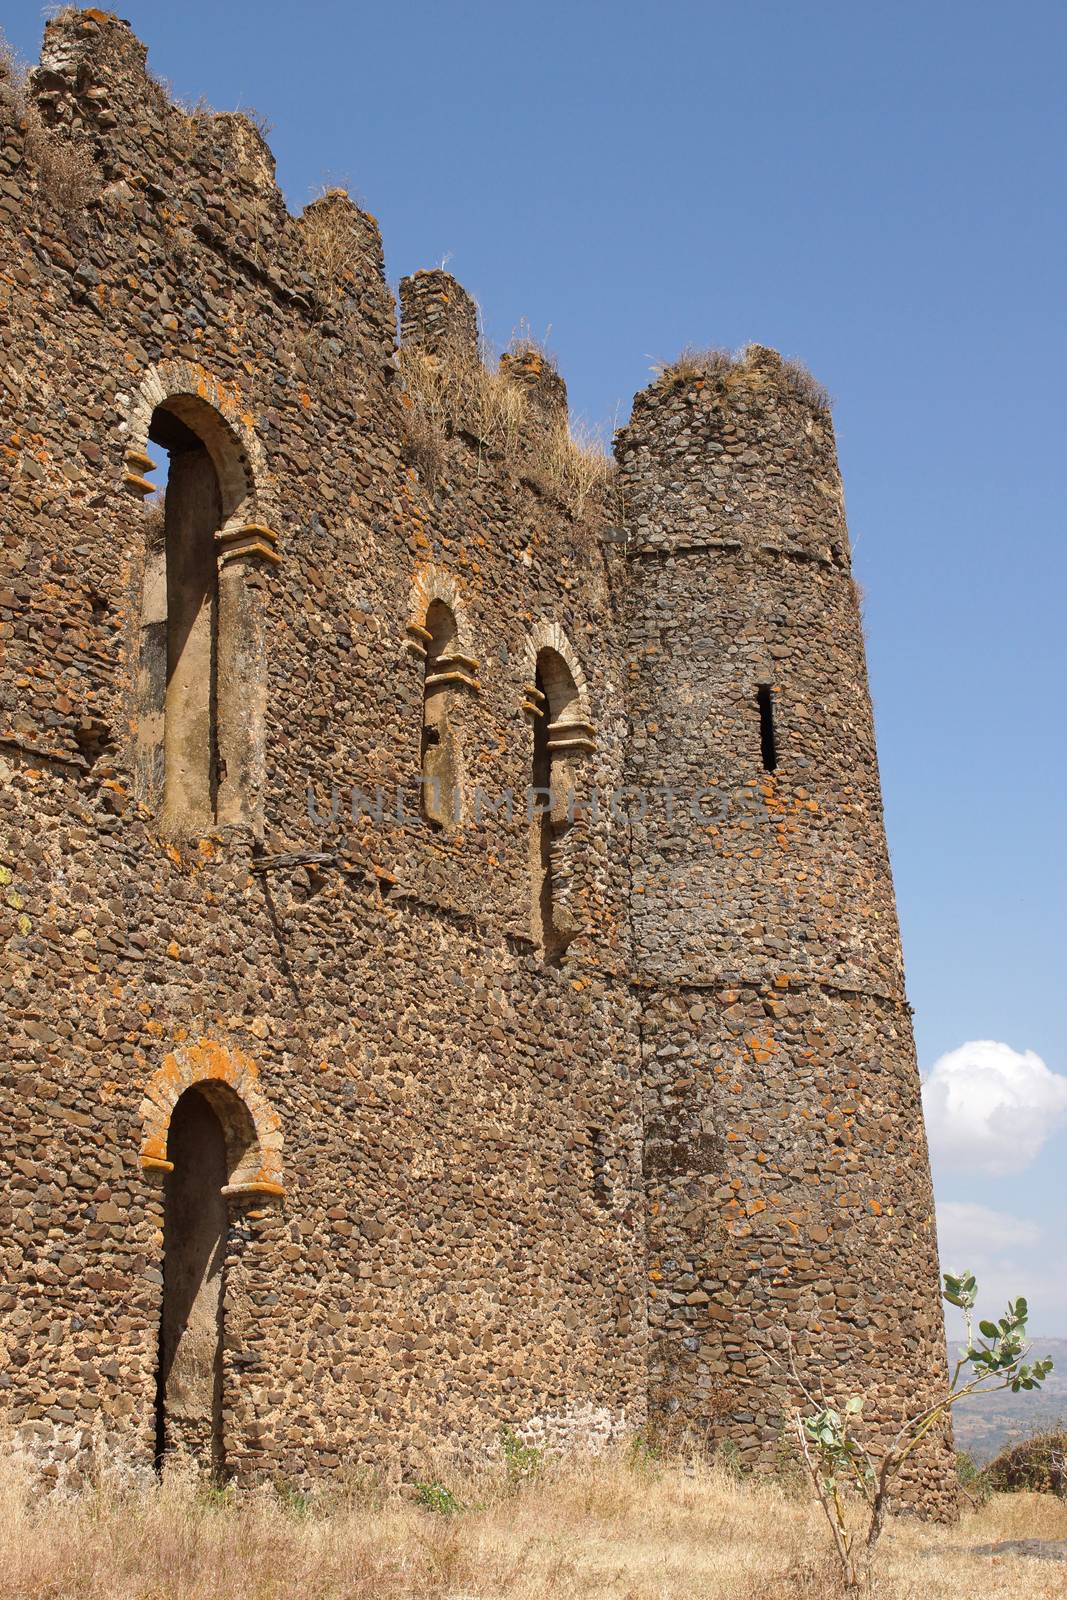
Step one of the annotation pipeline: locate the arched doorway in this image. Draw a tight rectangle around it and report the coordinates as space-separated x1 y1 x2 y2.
140 1040 285 1476
154 1086 230 1477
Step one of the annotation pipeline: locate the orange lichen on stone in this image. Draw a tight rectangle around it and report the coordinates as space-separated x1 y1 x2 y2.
138 1038 282 1189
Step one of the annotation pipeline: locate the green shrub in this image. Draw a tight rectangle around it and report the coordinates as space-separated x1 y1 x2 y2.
499 1426 544 1486
272 1481 312 1518
413 1480 463 1515
785 1271 1053 1593
625 1431 663 1477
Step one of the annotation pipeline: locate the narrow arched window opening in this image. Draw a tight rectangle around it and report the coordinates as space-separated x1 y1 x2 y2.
420 600 463 829
530 647 585 965
150 406 222 830
757 683 778 772
136 395 262 834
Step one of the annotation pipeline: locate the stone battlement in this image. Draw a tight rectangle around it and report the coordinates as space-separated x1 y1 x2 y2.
0 10 953 1510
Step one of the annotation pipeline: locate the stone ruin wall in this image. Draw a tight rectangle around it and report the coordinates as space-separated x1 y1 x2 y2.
0 9 953 1509
0 9 645 1485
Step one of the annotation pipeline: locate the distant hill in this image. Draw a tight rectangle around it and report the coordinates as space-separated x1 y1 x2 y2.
949 1338 1067 1462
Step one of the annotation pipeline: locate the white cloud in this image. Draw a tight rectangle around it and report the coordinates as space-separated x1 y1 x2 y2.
921 1040 1067 1177
937 1200 1040 1259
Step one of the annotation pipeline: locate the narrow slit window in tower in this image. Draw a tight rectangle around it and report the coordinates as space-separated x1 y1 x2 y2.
757 684 778 772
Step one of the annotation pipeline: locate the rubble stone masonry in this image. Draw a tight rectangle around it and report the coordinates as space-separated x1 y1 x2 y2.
0 11 953 1508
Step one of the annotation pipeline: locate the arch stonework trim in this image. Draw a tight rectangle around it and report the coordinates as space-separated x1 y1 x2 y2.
120 359 278 551
406 563 475 654
524 621 590 716
139 1038 284 1192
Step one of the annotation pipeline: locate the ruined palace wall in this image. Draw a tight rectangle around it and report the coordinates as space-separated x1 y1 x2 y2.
0 7 955 1510
0 10 643 1482
617 353 954 1508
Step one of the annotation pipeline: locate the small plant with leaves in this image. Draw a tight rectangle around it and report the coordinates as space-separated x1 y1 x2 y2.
272 1479 312 1518
784 1270 1053 1594
413 1480 463 1516
196 1480 236 1512
718 1437 746 1481
499 1426 544 1487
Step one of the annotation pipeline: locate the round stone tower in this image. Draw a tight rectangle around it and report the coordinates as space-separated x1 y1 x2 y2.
617 348 954 1507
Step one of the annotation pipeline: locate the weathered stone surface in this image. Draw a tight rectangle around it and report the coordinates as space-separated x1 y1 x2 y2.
0 9 952 1512
617 352 953 1509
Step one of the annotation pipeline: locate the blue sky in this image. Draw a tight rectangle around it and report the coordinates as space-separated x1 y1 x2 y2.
6 1 1066 1331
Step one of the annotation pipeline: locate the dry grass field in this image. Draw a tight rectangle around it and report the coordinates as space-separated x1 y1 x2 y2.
2 1445 1066 1600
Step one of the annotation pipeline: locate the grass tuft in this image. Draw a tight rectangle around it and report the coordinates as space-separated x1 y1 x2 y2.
299 189 364 306
0 28 28 109
779 356 832 412
651 345 832 412
650 345 738 388
24 119 99 215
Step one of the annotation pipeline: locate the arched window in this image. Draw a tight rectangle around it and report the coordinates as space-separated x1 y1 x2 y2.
405 594 479 829
420 600 461 829
133 392 276 834
146 403 222 829
528 647 594 964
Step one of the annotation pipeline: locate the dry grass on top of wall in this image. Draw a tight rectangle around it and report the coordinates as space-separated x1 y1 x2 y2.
396 338 614 518
0 27 100 217
296 189 613 522
652 345 832 413
3 1442 1067 1600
